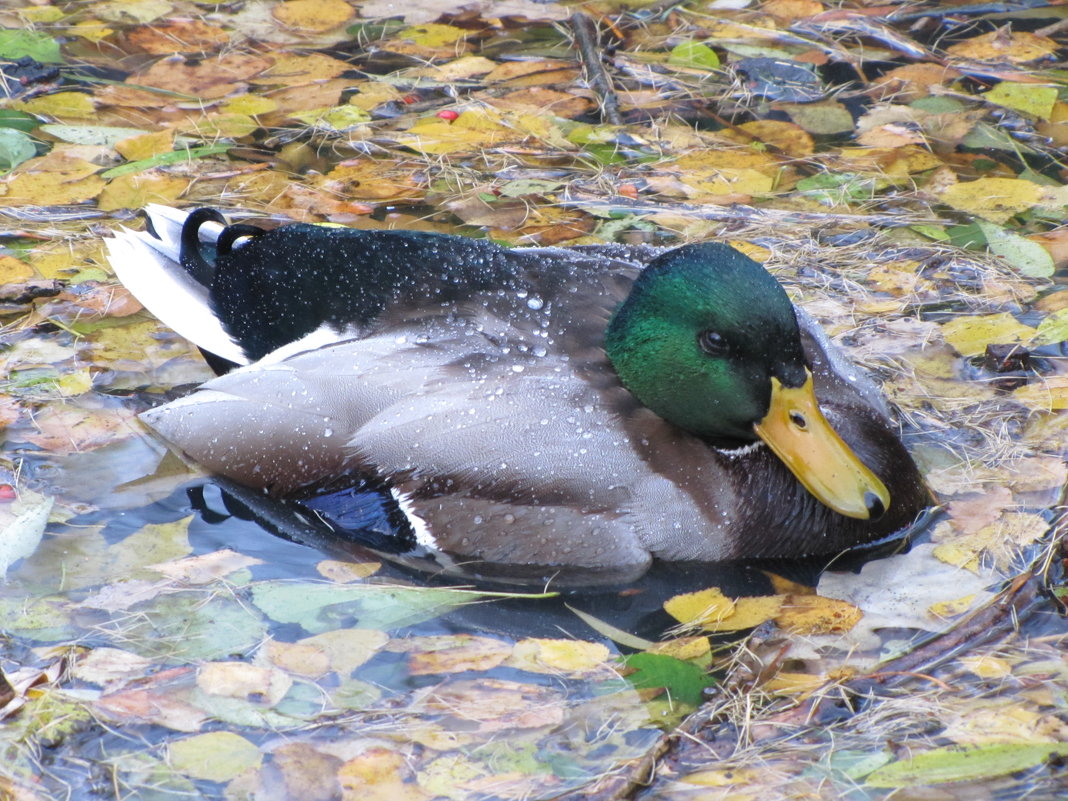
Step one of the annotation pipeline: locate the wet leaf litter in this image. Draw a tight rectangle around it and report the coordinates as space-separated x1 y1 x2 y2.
0 0 1067 799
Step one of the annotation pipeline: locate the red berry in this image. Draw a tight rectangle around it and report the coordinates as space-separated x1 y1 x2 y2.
0 484 16 502
402 95 419 104
436 109 459 122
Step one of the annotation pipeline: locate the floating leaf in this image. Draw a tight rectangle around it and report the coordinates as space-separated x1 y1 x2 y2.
866 743 1068 788
621 653 715 707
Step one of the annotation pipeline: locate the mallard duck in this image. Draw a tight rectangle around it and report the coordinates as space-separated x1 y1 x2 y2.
107 206 928 583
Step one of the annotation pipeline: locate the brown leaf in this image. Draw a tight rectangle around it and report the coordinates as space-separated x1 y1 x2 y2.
126 19 230 54
148 549 263 584
196 661 292 705
131 53 274 99
95 667 207 732
266 743 343 801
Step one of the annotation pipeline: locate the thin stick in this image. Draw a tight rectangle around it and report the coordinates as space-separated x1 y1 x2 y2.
570 12 624 125
563 192 951 228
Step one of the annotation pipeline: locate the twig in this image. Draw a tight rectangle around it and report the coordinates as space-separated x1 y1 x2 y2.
562 192 951 228
570 12 623 125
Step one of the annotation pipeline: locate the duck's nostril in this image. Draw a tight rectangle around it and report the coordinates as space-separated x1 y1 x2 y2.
864 491 885 520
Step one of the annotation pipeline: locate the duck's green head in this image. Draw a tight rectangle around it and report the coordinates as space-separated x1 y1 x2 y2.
605 242 890 521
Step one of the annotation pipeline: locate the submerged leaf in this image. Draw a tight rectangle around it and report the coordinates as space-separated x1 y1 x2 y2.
249 580 491 634
168 731 262 782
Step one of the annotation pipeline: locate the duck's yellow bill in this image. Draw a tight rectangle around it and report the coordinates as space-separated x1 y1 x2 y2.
753 371 890 520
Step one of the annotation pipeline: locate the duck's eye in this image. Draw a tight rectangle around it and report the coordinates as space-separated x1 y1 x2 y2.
697 330 729 356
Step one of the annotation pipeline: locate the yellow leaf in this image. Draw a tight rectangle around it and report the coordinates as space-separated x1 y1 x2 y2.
196 661 292 705
984 82 1058 121
774 594 862 634
736 119 814 157
272 0 353 32
114 129 174 161
221 94 279 116
180 113 256 139
932 542 981 572
929 593 979 617
98 172 188 211
253 53 352 85
1 167 104 207
347 82 403 111
939 177 1043 223
264 640 331 677
664 587 735 625
397 23 467 48
389 634 511 676
509 638 612 674
946 30 1058 63
20 6 65 22
57 369 93 397
681 766 764 786
959 655 1012 679
941 312 1037 357
300 629 389 676
0 255 34 282
1013 376 1068 411
762 670 829 696
18 92 96 119
69 20 115 42
683 168 774 197
316 559 381 582
647 636 711 661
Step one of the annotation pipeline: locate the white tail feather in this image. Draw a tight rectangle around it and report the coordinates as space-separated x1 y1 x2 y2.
106 208 249 366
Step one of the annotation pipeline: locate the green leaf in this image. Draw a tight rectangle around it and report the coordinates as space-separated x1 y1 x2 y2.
168 732 262 783
250 581 489 634
962 122 1042 155
117 592 268 661
946 222 987 249
0 129 38 171
100 144 231 178
621 652 715 707
0 110 40 133
498 179 565 198
1033 307 1068 346
976 219 1054 278
910 224 950 242
866 743 1068 788
39 124 149 147
910 96 965 114
0 29 62 63
668 41 720 70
